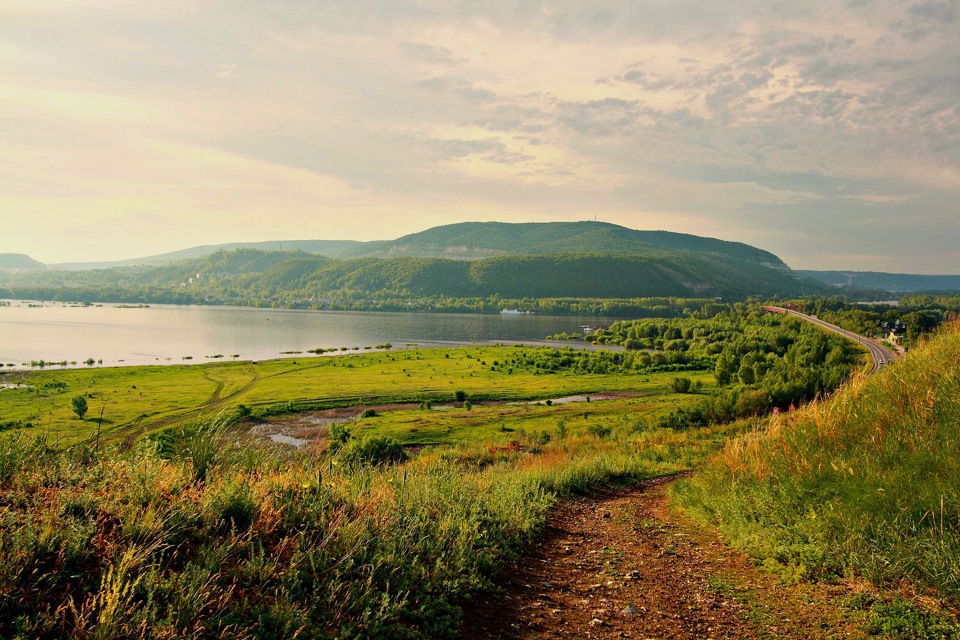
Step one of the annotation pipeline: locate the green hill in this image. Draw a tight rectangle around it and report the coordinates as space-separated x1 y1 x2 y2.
797 270 960 293
1 246 824 303
45 221 789 269
676 326 960 603
2 222 831 303
378 221 788 268
0 253 44 272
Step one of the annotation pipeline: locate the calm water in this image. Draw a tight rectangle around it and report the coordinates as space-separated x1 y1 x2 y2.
0 302 615 369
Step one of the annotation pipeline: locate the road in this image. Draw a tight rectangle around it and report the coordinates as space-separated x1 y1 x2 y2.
762 306 899 373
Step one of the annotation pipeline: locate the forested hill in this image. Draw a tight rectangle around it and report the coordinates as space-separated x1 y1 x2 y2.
365 222 788 268
2 247 825 304
0 253 44 272
41 221 789 270
796 270 960 293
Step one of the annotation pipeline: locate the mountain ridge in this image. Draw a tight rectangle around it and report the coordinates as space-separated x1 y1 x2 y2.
39 221 787 270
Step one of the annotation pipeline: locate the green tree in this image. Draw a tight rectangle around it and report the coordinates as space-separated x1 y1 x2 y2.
714 355 732 386
737 364 756 385
71 395 88 420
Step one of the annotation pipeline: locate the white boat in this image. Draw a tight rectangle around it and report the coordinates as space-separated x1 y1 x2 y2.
500 309 533 315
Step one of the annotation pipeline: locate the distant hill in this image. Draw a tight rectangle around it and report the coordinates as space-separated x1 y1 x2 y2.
0 253 44 272
46 221 788 270
797 271 960 293
7 247 825 302
366 222 789 268
49 240 369 270
2 222 833 302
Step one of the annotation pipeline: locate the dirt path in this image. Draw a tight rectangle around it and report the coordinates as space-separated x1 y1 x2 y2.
461 475 868 639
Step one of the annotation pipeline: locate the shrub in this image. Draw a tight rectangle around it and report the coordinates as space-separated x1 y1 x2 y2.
206 477 258 533
586 424 612 439
328 423 352 454
339 436 408 467
671 377 692 393
71 395 88 420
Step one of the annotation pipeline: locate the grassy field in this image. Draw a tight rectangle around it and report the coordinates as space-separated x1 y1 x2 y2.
675 325 960 619
0 345 713 444
0 392 734 639
4 323 955 637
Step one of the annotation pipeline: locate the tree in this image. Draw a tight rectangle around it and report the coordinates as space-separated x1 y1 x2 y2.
714 356 732 386
71 395 88 420
737 364 756 385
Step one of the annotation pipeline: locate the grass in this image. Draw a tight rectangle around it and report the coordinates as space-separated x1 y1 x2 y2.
346 393 697 446
0 414 739 639
674 325 960 620
0 345 713 445
5 320 954 635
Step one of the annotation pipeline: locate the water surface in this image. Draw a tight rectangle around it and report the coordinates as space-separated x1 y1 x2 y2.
0 301 614 369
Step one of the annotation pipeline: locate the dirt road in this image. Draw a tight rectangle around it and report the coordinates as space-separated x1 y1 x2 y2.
461 475 868 639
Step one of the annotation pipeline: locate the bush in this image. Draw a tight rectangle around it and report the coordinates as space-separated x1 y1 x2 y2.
339 436 408 467
586 424 612 439
671 377 692 393
360 408 378 418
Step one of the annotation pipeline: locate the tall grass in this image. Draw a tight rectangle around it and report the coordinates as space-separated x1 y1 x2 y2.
0 412 734 638
674 325 960 602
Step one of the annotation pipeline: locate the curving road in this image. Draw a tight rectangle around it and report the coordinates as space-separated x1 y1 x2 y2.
762 306 899 373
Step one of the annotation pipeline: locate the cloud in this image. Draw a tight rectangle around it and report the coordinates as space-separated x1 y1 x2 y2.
0 0 956 272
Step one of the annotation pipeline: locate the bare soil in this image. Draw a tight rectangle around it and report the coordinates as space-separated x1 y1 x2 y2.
460 475 869 639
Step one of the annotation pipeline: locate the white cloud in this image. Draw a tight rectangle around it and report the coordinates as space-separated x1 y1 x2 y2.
0 0 956 272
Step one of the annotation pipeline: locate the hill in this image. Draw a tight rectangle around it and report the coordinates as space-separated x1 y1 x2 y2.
44 221 788 270
676 325 960 605
4 247 824 303
0 253 44 272
369 221 788 267
797 270 960 293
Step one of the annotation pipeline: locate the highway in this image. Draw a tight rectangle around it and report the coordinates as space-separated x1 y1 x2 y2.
762 306 899 373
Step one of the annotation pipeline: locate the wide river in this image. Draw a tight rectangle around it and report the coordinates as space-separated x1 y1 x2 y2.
0 301 618 370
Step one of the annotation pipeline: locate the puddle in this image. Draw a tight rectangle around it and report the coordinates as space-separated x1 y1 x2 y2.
269 433 309 448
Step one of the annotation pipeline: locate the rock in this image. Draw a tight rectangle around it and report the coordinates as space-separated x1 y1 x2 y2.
589 618 605 627
626 570 641 580
622 604 639 615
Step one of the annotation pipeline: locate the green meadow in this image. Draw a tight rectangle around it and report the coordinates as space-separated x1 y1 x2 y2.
2 315 956 638
0 343 726 639
0 345 713 445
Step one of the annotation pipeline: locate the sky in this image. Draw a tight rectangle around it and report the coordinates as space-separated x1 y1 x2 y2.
1 0 958 273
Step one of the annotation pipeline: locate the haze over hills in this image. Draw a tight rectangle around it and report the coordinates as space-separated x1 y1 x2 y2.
0 254 44 272
796 271 960 293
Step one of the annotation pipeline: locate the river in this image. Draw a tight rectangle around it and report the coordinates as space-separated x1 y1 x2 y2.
0 301 616 370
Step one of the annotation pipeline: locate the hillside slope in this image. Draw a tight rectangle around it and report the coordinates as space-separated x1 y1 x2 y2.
676 325 960 602
797 270 960 293
41 221 789 270
4 248 823 301
375 221 788 267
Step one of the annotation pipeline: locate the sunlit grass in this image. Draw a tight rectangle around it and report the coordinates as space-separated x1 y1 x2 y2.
0 411 739 639
675 325 960 602
0 346 713 444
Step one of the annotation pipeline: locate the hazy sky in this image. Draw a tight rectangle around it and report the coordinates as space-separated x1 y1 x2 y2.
1 0 957 273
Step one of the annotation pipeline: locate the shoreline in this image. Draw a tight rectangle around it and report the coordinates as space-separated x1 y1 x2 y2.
0 338 622 375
